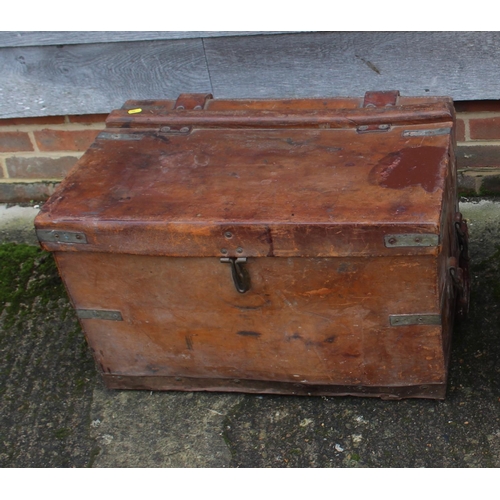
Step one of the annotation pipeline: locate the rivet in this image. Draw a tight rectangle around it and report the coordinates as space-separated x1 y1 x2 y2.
378 124 390 130
233 379 240 384
75 234 82 240
388 237 396 245
236 247 243 254
54 233 60 239
160 126 171 132
358 125 369 131
176 105 185 110
221 248 228 255
224 231 233 239
180 127 190 133
193 105 202 110
365 103 376 108
175 377 182 381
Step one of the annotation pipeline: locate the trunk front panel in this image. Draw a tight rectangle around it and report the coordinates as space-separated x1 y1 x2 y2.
55 252 445 387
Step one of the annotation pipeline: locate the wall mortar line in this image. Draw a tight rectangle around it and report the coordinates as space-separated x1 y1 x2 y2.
0 122 106 133
0 157 8 178
465 118 471 142
27 131 39 152
0 152 84 159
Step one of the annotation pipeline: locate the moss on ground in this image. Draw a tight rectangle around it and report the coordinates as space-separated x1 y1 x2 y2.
0 243 66 328
0 242 99 467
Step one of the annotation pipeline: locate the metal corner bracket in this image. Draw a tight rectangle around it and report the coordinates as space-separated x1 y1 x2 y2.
36 229 87 244
76 309 123 321
384 233 439 248
389 314 441 326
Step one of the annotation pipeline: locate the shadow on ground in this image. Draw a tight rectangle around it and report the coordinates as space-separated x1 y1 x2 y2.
0 199 499 467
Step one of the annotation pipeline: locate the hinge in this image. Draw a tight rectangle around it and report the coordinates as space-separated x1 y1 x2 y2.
174 93 212 111
363 91 400 108
159 126 192 134
358 90 400 133
159 93 213 134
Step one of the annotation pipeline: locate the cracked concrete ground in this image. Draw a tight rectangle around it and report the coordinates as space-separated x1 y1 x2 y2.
0 199 500 467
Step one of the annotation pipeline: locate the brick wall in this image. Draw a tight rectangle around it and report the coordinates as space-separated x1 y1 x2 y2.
1 103 500 203
0 114 106 203
455 101 500 196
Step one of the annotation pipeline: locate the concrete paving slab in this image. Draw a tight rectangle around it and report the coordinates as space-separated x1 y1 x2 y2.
0 198 500 467
460 198 500 260
0 204 40 245
89 389 240 467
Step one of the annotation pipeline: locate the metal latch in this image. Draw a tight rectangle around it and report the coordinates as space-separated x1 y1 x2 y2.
220 257 251 294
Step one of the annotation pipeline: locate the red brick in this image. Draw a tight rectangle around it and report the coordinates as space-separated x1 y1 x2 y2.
68 114 108 124
456 118 466 142
0 181 59 203
480 174 500 195
456 145 500 168
457 171 478 196
454 100 500 113
0 132 34 152
469 117 500 140
6 156 78 179
34 129 101 152
0 116 65 126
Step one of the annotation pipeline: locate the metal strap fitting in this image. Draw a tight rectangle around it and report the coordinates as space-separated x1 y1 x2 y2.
357 91 400 133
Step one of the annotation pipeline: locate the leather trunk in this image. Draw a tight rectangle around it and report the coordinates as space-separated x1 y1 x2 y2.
34 91 469 400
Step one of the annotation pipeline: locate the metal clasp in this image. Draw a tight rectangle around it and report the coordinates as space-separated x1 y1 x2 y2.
455 213 470 264
448 254 469 319
448 257 464 291
220 257 251 294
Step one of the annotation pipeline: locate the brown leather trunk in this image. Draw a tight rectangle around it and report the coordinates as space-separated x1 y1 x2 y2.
35 91 469 400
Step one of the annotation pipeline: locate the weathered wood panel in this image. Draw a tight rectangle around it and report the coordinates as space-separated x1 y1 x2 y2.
0 39 211 117
0 31 298 48
2 32 500 118
204 31 500 100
